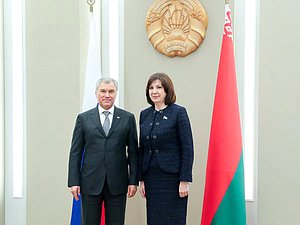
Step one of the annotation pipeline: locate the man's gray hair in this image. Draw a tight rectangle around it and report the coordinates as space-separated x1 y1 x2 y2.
95 77 119 93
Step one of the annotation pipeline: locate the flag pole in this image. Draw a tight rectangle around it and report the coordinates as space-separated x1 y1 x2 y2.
87 0 95 13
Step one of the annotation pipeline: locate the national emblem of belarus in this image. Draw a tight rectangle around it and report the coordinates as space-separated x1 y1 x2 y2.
145 0 208 57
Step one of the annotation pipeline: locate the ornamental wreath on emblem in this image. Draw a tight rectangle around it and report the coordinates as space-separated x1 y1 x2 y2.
145 0 208 57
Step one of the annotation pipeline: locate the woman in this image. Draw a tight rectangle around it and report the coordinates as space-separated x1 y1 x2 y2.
138 72 194 225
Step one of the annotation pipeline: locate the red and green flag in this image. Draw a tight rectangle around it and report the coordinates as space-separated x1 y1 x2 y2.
201 4 246 225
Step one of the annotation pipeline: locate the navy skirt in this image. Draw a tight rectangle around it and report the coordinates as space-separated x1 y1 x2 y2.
143 154 188 225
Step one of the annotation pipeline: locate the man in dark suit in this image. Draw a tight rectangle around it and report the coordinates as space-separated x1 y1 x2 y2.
68 78 138 225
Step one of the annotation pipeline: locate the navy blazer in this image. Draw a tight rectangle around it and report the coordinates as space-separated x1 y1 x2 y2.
139 103 194 182
68 106 138 195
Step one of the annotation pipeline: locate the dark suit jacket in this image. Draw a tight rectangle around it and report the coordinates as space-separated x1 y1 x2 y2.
68 105 138 195
138 103 194 182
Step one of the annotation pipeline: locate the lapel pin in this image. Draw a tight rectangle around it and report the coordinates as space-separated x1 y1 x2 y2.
163 116 168 120
117 116 120 119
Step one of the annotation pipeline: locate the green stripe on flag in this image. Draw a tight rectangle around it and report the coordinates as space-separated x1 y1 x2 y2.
211 154 246 225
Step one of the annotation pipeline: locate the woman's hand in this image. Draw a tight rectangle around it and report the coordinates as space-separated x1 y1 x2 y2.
127 185 137 198
139 181 146 198
179 181 189 198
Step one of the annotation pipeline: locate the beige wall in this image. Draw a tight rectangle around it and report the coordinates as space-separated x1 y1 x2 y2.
258 0 300 224
9 0 300 225
0 0 4 224
25 0 80 224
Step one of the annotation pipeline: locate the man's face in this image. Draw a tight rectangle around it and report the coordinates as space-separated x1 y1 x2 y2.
96 82 117 110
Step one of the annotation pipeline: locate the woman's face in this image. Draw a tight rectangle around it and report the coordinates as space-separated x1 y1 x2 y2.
149 79 167 105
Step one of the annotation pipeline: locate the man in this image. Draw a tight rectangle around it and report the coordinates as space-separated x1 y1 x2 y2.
68 78 138 225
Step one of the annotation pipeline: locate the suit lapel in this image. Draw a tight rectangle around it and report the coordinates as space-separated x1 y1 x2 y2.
107 106 122 137
89 106 106 136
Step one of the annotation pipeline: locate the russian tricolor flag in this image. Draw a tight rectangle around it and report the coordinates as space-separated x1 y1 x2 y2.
70 12 105 225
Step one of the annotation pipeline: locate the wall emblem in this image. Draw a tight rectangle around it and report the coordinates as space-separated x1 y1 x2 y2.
145 0 208 57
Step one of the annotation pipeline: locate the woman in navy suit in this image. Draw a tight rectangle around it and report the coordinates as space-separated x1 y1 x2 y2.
139 73 194 225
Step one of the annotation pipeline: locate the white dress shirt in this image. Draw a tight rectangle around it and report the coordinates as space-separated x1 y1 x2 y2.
98 105 114 129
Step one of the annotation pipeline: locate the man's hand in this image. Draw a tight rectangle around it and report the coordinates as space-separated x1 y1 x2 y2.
70 186 80 201
127 185 137 198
